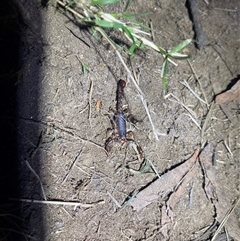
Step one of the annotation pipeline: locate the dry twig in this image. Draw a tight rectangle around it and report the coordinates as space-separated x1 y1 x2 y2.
62 150 83 184
211 197 240 241
25 159 47 201
10 198 104 207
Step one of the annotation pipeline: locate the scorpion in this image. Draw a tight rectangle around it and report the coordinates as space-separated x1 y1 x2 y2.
105 79 144 160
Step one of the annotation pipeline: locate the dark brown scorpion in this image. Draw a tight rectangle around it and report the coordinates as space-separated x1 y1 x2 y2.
105 79 144 160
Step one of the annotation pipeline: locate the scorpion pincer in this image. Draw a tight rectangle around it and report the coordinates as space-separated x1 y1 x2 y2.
105 79 144 160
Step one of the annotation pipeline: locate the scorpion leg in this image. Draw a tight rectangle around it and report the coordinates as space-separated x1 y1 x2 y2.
126 138 144 160
105 137 121 157
105 137 113 156
105 112 117 131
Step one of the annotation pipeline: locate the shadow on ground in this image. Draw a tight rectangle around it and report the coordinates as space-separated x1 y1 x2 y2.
0 0 43 239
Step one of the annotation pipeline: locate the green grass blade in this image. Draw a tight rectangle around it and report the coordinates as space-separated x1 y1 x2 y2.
91 0 120 5
65 0 76 8
161 56 168 90
122 25 136 43
82 63 88 76
121 13 150 30
169 52 189 60
157 45 167 55
95 19 123 28
110 12 150 30
91 27 98 38
168 39 191 55
123 0 132 11
128 43 137 55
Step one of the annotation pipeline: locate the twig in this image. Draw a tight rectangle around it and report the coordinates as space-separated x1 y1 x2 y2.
147 159 161 179
61 207 74 219
223 139 233 157
187 60 209 107
75 165 91 176
78 104 89 114
107 191 121 208
130 58 140 85
214 7 238 12
139 94 166 139
17 116 104 151
53 88 60 101
45 120 105 151
25 159 47 201
211 197 240 241
200 101 214 145
193 220 218 241
165 93 197 118
184 113 201 129
180 79 207 105
88 80 93 127
62 150 83 184
56 0 84 19
9 198 105 207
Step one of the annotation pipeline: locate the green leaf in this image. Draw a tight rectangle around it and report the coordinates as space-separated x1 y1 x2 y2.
65 0 76 8
169 52 189 60
161 56 168 90
168 39 191 55
95 19 123 28
82 63 88 77
111 12 150 30
121 13 150 30
122 25 135 43
122 26 136 51
91 0 120 5
128 43 137 55
124 0 131 11
157 45 167 55
91 27 98 38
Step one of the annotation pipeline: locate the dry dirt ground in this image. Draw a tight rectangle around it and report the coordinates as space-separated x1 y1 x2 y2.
5 0 240 240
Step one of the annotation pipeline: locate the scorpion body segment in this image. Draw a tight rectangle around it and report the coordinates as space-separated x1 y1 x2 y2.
105 79 144 160
116 79 127 140
116 79 126 113
116 113 126 140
